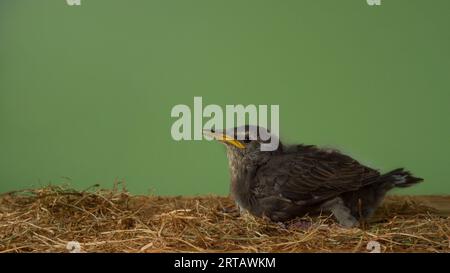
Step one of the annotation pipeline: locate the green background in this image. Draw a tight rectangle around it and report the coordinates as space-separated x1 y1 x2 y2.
1 0 449 195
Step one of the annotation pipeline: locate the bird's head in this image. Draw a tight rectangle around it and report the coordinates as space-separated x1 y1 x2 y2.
202 125 281 162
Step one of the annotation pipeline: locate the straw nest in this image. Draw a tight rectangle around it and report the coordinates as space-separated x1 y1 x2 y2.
0 184 449 253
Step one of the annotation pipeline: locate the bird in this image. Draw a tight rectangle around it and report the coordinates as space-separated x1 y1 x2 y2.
203 125 423 227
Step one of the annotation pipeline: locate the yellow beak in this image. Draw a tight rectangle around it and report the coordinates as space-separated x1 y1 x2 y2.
202 129 245 149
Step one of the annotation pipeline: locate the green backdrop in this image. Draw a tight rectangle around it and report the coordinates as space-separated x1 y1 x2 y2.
1 0 449 195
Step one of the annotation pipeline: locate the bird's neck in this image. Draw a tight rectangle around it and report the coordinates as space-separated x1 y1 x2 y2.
226 150 253 212
226 149 247 184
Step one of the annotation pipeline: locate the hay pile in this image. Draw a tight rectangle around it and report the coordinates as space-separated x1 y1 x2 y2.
0 185 449 253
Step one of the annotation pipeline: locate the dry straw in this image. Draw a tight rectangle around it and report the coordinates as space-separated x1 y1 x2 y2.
0 183 449 253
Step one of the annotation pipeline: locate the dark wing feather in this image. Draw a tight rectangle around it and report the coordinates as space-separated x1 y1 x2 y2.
253 146 380 205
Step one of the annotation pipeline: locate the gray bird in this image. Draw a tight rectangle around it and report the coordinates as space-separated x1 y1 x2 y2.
203 125 423 227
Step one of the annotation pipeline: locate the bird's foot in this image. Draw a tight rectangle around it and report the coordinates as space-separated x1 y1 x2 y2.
289 219 313 230
220 205 240 217
336 215 359 228
239 210 254 220
276 219 312 230
276 222 287 229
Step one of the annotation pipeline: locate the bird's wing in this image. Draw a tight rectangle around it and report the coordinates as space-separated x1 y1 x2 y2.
253 148 380 205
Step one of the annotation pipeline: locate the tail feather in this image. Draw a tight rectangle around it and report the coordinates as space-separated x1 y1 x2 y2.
380 168 423 188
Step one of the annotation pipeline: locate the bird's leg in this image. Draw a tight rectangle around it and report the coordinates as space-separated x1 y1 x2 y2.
236 201 246 215
321 198 358 228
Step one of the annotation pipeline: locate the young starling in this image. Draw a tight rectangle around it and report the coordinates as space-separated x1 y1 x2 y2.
203 125 423 227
